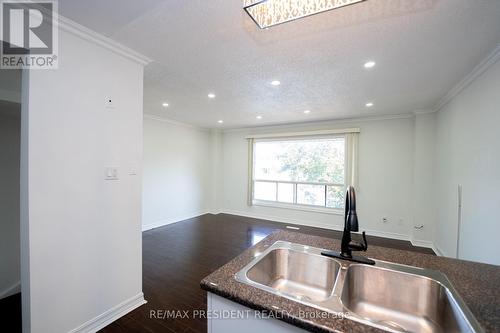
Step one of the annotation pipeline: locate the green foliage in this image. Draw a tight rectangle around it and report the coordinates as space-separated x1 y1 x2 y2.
277 140 345 184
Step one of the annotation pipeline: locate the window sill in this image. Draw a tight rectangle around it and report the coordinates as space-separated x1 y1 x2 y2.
252 200 344 216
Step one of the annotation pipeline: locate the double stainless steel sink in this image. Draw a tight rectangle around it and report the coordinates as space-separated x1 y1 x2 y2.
235 241 483 333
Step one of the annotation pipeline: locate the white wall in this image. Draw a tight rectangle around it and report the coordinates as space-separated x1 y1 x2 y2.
0 102 21 299
142 117 213 230
412 112 437 245
139 54 500 267
210 130 223 211
0 69 22 103
219 117 416 239
434 57 500 265
22 28 146 333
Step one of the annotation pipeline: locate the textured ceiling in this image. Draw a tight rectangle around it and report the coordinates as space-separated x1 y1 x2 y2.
59 0 500 128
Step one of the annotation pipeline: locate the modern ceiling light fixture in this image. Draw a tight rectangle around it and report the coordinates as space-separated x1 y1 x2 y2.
208 93 216 99
162 102 169 107
244 0 366 29
303 110 311 114
365 102 374 107
270 80 281 86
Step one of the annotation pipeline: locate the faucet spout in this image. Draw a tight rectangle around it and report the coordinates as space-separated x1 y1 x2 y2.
322 186 375 265
345 186 359 232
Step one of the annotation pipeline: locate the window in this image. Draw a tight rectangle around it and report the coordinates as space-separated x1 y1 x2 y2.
248 130 359 213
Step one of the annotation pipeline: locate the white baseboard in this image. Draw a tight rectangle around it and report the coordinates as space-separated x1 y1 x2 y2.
220 209 339 231
69 292 146 333
222 209 447 256
410 239 434 248
142 211 211 231
364 229 410 242
219 210 414 243
409 239 444 256
0 281 21 300
410 239 431 247
144 210 441 255
432 244 446 257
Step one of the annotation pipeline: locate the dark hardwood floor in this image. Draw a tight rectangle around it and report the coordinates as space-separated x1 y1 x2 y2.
98 213 434 333
1 213 434 333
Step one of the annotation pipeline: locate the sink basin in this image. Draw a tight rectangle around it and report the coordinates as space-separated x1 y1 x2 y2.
246 247 341 302
235 241 483 332
341 265 475 333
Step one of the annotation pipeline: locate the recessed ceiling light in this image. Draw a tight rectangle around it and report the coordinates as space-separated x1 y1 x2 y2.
218 120 224 124
256 115 262 119
208 93 216 99
364 61 376 69
365 102 374 107
162 102 169 107
270 80 281 86
304 110 311 114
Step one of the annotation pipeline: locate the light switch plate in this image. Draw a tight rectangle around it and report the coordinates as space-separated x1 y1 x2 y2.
105 167 119 180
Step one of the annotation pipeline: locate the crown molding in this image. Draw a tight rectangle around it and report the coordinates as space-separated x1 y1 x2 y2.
56 16 152 66
144 112 415 133
413 109 436 115
434 44 500 112
222 112 415 133
143 114 210 131
20 1 152 65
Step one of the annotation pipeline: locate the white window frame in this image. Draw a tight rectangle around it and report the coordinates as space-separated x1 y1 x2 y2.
247 129 359 215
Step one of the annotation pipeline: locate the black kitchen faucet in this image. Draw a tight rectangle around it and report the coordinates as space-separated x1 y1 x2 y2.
322 186 375 265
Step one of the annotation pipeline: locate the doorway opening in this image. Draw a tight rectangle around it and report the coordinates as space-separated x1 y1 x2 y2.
0 63 22 332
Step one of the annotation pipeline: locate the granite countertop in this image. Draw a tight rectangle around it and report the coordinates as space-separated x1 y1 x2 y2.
200 230 500 333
